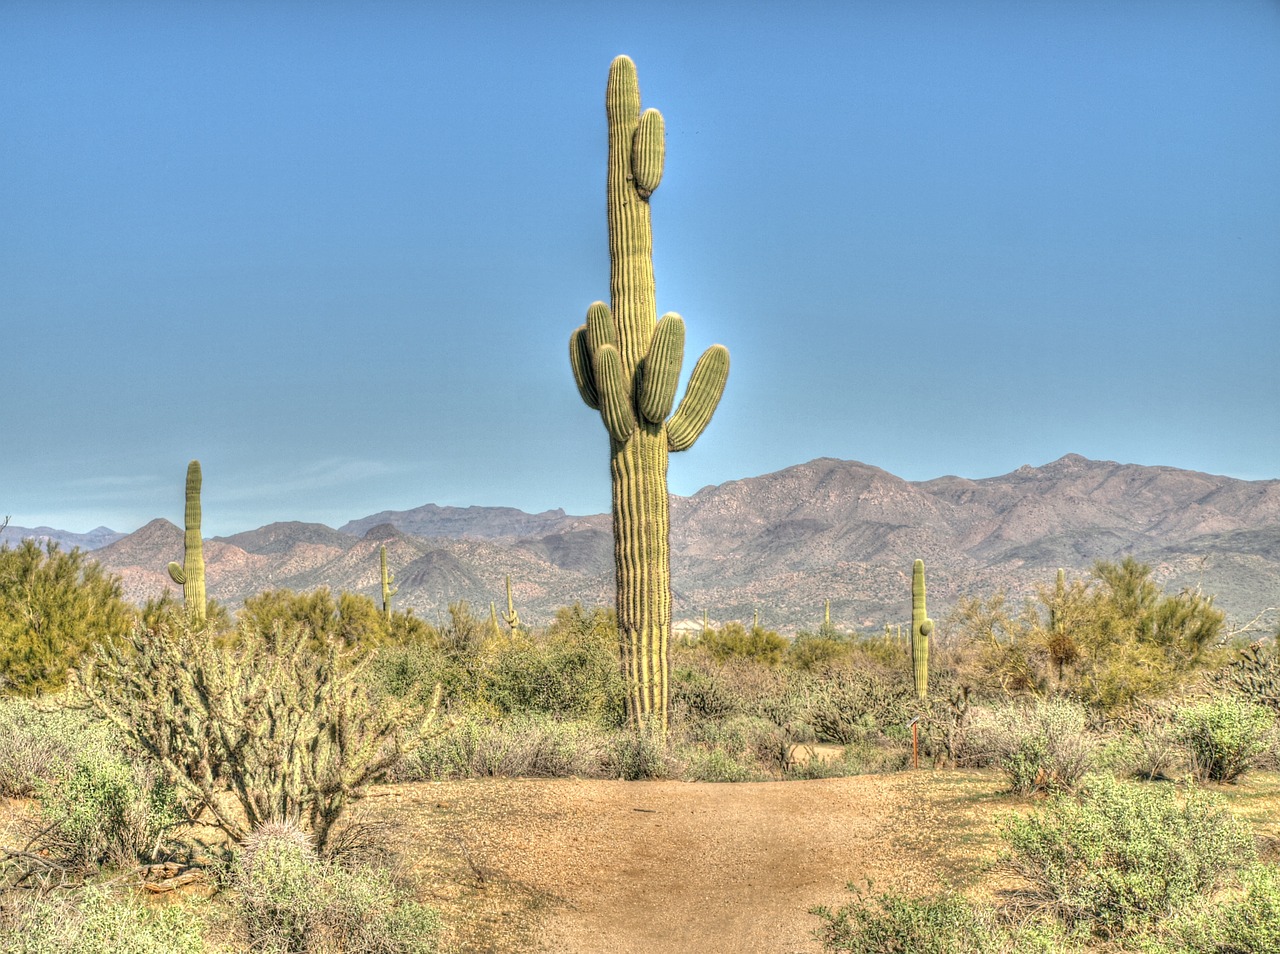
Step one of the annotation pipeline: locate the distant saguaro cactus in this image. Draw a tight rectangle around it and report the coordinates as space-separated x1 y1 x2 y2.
380 545 397 620
167 460 206 624
911 559 934 700
569 56 730 731
501 574 521 632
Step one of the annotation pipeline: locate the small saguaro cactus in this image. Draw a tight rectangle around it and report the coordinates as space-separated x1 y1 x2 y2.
819 599 838 638
501 575 521 632
911 559 934 700
569 56 731 731
167 460 207 625
380 545 397 620
1049 567 1066 633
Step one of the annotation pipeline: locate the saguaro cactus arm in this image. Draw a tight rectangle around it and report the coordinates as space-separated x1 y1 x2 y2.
667 344 730 452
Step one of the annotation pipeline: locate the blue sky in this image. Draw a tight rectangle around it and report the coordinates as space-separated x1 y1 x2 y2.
4 1 1278 537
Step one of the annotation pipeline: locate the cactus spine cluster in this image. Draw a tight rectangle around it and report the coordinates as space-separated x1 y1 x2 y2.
167 460 206 624
911 559 934 700
501 574 521 632
569 56 730 730
380 545 397 620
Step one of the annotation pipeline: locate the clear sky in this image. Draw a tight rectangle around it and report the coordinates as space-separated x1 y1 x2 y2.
4 1 1278 537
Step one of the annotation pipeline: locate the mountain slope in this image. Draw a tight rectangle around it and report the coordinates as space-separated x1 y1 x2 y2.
84 455 1280 631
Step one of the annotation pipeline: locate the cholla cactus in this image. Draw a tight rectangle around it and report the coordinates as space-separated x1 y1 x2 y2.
911 559 934 700
569 56 730 730
166 460 206 624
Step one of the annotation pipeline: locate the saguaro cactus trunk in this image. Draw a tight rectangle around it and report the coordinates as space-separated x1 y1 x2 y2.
167 460 206 625
380 545 397 620
569 56 730 730
911 559 933 700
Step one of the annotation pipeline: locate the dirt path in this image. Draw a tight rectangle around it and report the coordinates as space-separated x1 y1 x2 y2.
364 771 1009 954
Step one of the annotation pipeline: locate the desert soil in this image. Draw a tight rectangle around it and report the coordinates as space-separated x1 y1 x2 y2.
362 770 1014 954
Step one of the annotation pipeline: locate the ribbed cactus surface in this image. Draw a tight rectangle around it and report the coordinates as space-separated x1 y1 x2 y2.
569 56 730 730
380 545 397 619
911 559 933 700
167 460 206 624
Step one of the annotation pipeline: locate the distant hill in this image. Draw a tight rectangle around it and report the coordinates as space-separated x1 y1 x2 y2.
83 455 1280 632
339 504 600 541
0 524 124 551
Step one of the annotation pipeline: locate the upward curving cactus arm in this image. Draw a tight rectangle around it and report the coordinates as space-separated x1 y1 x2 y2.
167 460 206 625
666 345 730 452
566 56 731 731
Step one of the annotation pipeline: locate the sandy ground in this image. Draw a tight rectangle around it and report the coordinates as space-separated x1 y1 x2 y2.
364 771 1008 954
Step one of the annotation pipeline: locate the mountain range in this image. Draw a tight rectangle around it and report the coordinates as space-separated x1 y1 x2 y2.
13 455 1280 633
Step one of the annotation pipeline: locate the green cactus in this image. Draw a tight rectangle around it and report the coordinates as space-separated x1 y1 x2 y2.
569 56 730 731
1049 567 1066 633
501 574 521 632
911 559 933 700
166 460 206 625
819 599 838 638
380 545 397 620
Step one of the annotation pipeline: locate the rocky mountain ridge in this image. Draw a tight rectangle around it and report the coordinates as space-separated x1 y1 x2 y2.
76 455 1280 632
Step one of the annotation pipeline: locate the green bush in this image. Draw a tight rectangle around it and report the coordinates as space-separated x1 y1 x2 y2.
999 776 1256 938
1175 696 1274 783
482 635 625 725
697 622 788 665
962 699 1095 794
400 713 614 781
237 587 391 656
0 541 136 695
800 668 912 746
232 820 439 953
0 699 116 798
787 634 853 672
1212 862 1280 951
0 885 204 954
677 715 790 781
811 884 1055 954
609 724 676 781
39 750 179 871
680 745 762 783
1110 705 1184 782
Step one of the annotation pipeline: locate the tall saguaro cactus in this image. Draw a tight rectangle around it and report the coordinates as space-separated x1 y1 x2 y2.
167 460 206 625
569 56 730 730
911 559 934 700
380 546 397 620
